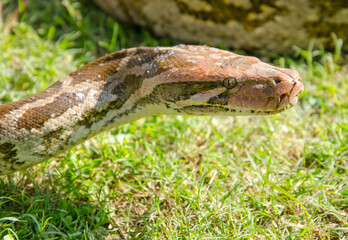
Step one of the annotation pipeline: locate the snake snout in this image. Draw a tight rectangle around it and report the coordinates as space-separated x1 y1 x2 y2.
276 74 304 110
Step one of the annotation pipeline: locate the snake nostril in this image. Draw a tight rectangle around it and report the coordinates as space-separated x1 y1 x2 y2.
273 77 281 85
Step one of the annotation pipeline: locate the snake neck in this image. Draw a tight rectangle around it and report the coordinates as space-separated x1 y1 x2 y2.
0 83 142 173
0 49 153 174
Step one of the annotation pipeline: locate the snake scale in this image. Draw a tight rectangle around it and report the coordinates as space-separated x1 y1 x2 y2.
0 45 303 175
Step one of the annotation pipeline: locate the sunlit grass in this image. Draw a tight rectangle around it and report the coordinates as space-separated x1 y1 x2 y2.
0 1 347 239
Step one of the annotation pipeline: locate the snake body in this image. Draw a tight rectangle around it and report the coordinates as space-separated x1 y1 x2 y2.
94 0 348 54
0 45 303 175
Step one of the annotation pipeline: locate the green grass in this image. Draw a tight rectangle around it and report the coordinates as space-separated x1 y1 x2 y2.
0 1 347 239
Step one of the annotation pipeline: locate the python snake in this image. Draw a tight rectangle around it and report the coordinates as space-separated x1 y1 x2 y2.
0 45 303 175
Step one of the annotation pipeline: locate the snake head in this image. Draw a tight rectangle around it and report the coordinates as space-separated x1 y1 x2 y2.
151 45 304 116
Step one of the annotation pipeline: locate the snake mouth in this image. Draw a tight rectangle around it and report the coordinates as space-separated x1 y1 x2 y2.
177 103 294 116
257 103 295 115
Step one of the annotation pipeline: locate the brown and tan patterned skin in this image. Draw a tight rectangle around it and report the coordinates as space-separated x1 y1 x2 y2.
0 45 303 175
94 0 348 54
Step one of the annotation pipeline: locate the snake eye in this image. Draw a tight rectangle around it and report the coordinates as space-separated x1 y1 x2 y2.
223 77 237 89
